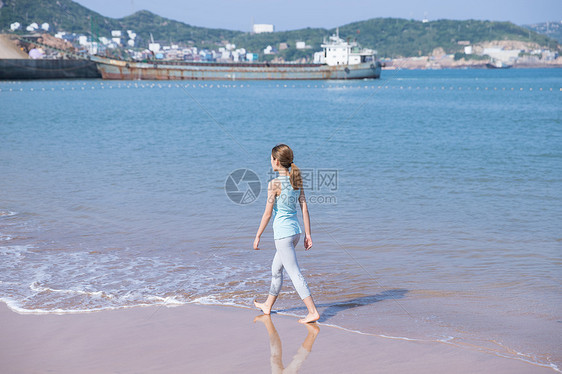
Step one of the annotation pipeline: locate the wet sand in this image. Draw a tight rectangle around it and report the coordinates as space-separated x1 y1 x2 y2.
0 302 554 373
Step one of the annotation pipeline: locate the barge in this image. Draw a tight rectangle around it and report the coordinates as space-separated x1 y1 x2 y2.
0 58 101 80
94 32 382 81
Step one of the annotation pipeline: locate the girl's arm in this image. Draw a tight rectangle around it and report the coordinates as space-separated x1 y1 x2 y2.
254 180 278 250
299 188 313 250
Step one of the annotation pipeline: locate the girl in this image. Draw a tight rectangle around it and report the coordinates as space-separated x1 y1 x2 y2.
253 144 320 324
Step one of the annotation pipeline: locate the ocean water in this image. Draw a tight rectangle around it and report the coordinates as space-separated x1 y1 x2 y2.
1 69 561 371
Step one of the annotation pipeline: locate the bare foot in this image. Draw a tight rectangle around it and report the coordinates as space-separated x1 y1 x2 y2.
298 311 320 324
254 299 272 315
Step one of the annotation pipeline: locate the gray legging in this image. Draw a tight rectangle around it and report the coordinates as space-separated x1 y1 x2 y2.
269 234 311 299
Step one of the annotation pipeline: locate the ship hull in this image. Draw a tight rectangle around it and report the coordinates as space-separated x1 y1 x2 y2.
0 59 101 80
486 63 512 69
93 58 381 80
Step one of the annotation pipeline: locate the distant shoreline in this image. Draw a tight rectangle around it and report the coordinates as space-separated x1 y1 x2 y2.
383 56 562 70
1 33 560 79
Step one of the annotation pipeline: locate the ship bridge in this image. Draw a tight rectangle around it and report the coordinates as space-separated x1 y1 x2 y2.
316 31 376 66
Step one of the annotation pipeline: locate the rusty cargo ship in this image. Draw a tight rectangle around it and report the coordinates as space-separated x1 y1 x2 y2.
94 33 382 81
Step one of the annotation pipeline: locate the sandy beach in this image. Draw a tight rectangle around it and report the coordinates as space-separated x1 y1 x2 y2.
0 302 554 373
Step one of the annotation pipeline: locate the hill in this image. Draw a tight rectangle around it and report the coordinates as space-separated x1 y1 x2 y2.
231 19 559 59
524 21 562 44
0 0 241 48
0 0 559 59
0 0 121 34
336 18 559 58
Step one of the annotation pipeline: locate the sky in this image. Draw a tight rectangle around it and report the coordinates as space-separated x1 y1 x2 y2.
73 0 562 31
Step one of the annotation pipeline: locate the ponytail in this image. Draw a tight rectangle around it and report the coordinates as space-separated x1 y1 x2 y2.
272 143 302 189
289 162 303 190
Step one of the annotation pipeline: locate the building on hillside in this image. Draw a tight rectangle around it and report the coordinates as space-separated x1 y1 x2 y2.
26 23 39 32
264 45 276 54
253 24 274 34
246 52 259 61
482 47 521 63
148 43 161 53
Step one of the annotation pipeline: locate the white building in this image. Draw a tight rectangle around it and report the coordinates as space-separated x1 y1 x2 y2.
253 24 274 34
26 22 39 32
464 46 473 55
541 50 557 60
111 30 122 37
264 45 274 54
246 53 259 61
10 22 21 31
482 47 521 62
296 41 307 50
232 48 247 62
149 43 161 53
41 23 49 31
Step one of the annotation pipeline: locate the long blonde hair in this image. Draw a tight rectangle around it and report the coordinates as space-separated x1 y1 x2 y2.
272 144 302 190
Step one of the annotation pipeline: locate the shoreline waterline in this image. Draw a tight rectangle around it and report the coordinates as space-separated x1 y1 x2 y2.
0 300 559 373
1 293 560 373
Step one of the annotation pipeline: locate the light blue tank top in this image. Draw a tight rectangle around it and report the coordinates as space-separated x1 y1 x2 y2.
272 175 302 240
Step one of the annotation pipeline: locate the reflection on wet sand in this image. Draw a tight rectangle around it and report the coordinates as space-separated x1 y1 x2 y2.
254 314 320 373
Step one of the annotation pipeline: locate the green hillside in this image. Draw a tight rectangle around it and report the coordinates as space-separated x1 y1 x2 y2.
1 0 559 58
117 11 240 47
524 21 562 44
0 0 120 34
337 18 559 57
0 0 240 47
232 19 559 59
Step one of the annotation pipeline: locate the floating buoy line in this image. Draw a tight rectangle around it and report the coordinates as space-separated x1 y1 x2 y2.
0 80 560 93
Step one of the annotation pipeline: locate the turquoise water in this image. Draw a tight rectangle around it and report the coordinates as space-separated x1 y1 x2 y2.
1 69 561 370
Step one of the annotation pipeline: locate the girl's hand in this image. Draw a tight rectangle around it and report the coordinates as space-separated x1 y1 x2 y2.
304 235 313 250
253 236 261 250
